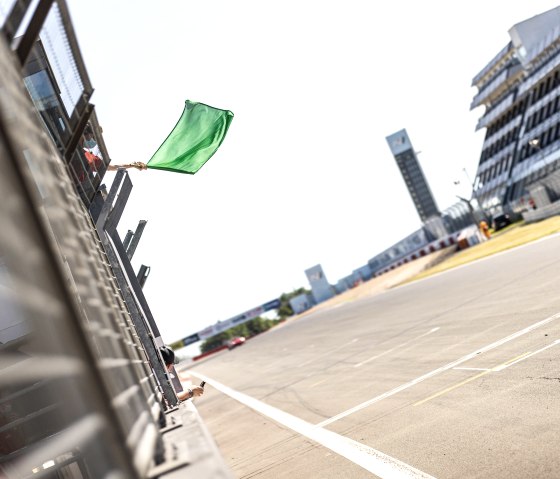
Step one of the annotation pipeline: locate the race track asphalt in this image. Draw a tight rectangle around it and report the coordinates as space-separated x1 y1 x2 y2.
190 234 560 479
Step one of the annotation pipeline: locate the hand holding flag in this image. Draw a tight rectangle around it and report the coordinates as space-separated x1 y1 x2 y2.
107 161 147 171
108 100 234 174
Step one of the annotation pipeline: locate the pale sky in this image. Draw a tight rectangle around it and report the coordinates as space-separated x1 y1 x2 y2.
67 1 560 352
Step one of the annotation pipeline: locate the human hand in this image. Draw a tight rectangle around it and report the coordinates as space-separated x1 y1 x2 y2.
191 386 204 398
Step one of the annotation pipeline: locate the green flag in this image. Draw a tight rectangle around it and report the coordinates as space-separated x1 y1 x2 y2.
147 100 234 174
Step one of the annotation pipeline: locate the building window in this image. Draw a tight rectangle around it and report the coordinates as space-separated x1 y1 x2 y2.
555 123 560 140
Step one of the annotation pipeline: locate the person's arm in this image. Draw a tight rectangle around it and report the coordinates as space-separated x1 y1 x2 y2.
106 162 147 171
177 385 204 401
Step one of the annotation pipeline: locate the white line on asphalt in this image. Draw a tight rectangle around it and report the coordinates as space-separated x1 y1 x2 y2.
492 339 560 371
315 311 560 428
452 340 560 373
453 367 491 371
310 378 328 388
191 372 435 479
354 327 440 368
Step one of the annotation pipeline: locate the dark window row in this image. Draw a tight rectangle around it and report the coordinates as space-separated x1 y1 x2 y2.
481 70 560 165
476 154 513 189
528 69 560 106
485 99 527 137
480 126 519 163
526 94 560 131
518 120 560 163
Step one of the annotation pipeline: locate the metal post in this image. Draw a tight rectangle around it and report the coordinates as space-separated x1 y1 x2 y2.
127 220 147 260
137 264 151 288
15 0 53 66
462 167 475 192
95 168 126 230
123 230 134 250
456 195 478 226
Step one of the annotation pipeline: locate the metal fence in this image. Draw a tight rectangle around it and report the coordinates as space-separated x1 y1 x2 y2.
0 10 169 478
2 0 110 208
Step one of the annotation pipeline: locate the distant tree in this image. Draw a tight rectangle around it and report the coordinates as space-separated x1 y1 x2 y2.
246 317 267 336
230 323 250 338
200 332 230 353
277 287 310 320
199 288 310 353
200 316 279 353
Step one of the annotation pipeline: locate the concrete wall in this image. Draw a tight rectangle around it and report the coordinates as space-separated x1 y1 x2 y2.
289 293 314 314
305 264 335 303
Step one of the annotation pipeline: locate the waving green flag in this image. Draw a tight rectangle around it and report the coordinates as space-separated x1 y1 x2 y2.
147 100 234 175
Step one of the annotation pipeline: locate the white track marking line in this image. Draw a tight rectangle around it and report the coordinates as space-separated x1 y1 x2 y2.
453 339 560 372
315 312 560 428
310 378 329 388
355 327 440 368
492 339 560 371
415 345 559 406
191 372 435 479
453 367 491 371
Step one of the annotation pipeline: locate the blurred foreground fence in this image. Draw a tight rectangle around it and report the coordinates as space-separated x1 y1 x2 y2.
0 1 231 478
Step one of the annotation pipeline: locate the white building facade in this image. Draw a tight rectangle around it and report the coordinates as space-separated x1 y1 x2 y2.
472 7 560 215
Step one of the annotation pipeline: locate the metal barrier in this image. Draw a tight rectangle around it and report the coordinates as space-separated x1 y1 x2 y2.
2 0 109 207
0 14 163 479
0 3 233 478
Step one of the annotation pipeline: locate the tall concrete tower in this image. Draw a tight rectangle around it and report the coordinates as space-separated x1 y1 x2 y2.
386 129 447 238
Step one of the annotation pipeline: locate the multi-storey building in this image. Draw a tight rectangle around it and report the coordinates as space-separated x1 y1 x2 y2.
471 6 560 216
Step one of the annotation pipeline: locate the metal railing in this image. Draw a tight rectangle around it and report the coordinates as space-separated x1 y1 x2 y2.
0 2 233 478
0 12 167 478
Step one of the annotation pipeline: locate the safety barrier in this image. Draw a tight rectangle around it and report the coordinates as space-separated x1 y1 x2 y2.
0 3 232 477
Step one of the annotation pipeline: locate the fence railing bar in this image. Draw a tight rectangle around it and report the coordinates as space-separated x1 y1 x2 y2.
0 356 84 385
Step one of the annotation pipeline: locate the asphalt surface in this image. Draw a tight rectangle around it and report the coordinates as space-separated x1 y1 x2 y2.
189 234 560 478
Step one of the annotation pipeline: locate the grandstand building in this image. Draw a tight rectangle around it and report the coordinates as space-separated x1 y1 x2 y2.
471 6 560 216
